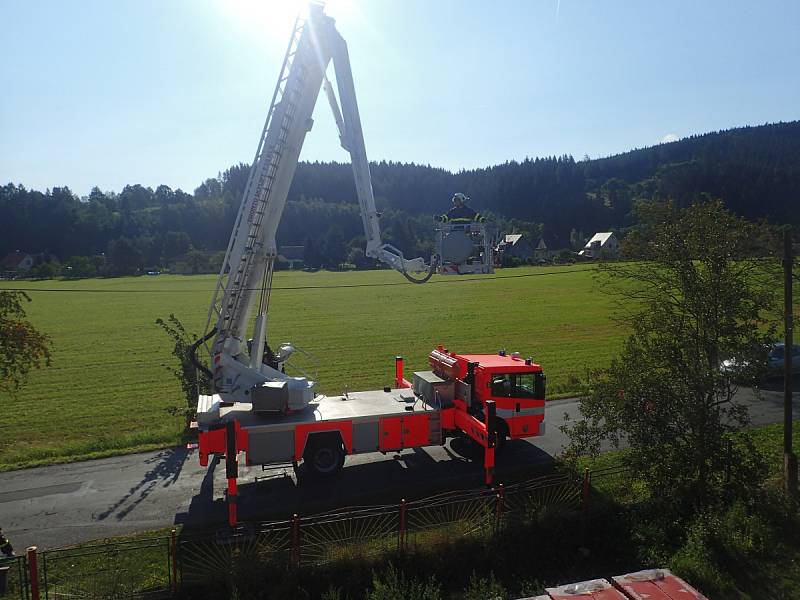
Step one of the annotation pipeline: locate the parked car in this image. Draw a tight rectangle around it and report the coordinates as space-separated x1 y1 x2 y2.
765 343 800 376
721 342 800 382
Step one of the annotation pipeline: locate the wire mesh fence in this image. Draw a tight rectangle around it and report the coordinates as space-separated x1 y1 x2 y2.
0 556 28 600
502 472 583 527
177 522 293 588
405 487 496 550
39 537 172 600
296 504 400 566
10 468 595 599
584 463 637 505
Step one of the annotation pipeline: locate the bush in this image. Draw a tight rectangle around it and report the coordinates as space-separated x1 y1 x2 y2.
155 314 210 424
668 497 800 599
463 571 506 600
501 255 523 268
669 515 736 597
367 564 441 600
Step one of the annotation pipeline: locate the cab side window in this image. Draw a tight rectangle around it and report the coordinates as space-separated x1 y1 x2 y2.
491 374 513 397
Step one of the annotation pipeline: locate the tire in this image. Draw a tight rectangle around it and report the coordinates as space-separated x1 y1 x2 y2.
494 419 509 454
303 436 345 477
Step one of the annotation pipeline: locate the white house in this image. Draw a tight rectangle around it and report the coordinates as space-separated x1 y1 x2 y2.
578 232 619 259
495 234 535 262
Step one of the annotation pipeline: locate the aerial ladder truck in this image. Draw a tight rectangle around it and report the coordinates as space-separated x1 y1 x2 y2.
192 4 544 526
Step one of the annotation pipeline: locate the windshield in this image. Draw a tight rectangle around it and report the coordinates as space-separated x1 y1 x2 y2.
770 345 800 360
490 372 544 399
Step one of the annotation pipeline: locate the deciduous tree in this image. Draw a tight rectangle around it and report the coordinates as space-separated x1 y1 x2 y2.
564 200 778 514
107 236 143 275
0 291 52 393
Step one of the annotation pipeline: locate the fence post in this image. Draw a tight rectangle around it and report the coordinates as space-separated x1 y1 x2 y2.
290 514 300 569
495 484 505 533
170 529 178 595
581 468 591 514
26 547 40 600
398 499 407 552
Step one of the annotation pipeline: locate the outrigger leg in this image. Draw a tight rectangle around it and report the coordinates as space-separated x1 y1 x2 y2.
484 400 496 485
225 421 239 527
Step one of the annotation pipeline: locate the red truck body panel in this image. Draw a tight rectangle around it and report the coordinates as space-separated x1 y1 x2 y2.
294 421 353 462
403 413 430 447
378 414 431 451
458 353 542 372
379 417 403 451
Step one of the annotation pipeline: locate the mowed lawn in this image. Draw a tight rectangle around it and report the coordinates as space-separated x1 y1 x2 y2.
0 265 625 469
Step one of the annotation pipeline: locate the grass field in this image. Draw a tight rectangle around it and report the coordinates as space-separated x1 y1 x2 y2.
0 265 626 470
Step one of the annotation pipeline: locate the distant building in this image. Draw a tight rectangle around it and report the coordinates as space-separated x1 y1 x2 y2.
578 232 619 259
278 246 304 269
531 233 567 261
1 252 34 272
495 234 535 263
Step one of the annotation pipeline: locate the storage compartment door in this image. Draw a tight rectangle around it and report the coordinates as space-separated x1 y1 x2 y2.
379 417 403 451
401 414 430 448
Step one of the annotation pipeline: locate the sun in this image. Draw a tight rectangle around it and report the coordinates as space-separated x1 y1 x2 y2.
322 0 357 18
217 0 306 41
218 0 357 41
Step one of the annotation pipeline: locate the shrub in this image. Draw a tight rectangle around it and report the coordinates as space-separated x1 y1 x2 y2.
367 564 441 600
462 571 506 600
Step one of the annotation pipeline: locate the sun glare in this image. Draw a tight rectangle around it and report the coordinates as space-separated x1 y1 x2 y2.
218 0 358 41
324 0 357 19
218 0 305 41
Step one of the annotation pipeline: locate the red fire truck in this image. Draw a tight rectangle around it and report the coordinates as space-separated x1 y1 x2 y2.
197 348 545 525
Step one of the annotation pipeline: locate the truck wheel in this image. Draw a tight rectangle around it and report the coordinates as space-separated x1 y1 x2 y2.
303 437 345 477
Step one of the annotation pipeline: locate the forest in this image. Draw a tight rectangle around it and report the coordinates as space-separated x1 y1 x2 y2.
1 120 798 276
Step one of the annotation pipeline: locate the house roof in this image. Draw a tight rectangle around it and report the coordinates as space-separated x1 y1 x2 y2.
584 232 615 248
1 252 32 268
503 234 524 245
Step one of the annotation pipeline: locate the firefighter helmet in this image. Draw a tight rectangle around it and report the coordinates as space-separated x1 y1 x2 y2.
452 192 468 206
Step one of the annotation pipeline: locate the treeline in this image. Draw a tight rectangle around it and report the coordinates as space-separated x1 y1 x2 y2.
291 120 800 233
1 120 798 276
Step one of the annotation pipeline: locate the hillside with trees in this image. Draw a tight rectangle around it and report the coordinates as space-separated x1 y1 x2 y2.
1 120 798 276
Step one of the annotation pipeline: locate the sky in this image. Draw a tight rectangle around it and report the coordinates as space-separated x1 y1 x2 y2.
1 0 798 196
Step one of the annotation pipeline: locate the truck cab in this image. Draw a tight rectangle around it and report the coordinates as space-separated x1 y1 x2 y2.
428 346 546 444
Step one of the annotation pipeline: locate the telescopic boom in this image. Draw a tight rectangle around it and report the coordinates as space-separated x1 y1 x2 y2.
199 5 432 407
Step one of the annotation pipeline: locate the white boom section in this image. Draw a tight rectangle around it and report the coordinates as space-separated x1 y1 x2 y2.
326 28 428 274
202 5 430 407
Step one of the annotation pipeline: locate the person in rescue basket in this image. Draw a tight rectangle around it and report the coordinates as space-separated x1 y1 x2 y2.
436 192 485 223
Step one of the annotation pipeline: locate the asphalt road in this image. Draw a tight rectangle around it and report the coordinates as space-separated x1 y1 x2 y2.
2 382 798 550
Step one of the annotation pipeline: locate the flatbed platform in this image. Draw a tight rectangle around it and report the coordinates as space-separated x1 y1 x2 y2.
197 388 446 467
199 388 438 431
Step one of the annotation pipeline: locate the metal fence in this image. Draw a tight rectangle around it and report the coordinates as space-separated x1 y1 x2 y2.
0 556 28 600
4 469 589 600
39 537 173 600
177 469 583 588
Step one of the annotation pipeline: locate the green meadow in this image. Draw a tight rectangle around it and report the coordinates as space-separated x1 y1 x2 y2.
0 265 624 469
